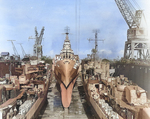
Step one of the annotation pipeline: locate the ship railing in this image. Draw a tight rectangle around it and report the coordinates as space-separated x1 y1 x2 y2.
73 62 80 69
55 57 62 63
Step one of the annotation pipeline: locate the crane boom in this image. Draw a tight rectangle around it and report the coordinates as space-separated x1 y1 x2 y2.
34 27 44 45
29 27 45 59
35 27 38 38
115 0 143 28
39 27 45 45
7 40 19 56
18 43 26 58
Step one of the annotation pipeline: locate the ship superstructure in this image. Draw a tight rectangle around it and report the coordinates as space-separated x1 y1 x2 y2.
82 59 150 119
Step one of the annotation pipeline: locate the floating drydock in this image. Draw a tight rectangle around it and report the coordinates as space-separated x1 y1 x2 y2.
53 31 80 108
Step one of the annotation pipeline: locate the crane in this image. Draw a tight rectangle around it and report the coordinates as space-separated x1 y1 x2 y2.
115 0 149 59
7 40 20 60
18 43 27 58
29 27 45 59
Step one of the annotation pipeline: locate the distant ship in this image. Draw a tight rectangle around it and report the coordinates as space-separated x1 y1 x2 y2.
53 29 80 108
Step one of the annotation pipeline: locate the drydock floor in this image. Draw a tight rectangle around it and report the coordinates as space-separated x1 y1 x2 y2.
38 76 97 119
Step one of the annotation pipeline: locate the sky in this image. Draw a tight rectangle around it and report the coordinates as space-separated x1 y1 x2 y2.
0 0 150 59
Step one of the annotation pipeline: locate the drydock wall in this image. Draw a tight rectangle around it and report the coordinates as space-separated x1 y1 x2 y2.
114 64 150 98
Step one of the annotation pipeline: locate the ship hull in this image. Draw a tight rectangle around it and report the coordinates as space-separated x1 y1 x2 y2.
112 63 150 98
54 59 79 107
25 71 51 118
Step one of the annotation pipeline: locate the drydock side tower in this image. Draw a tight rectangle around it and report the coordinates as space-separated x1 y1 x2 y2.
115 0 150 59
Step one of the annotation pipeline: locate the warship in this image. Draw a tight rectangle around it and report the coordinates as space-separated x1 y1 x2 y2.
112 59 150 99
82 59 150 119
0 57 51 119
53 29 80 108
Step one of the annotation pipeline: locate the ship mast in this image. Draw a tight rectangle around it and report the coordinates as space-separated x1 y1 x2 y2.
64 26 70 40
88 30 104 60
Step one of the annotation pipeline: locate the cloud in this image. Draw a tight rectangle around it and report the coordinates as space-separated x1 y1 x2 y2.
98 49 112 58
79 49 91 55
118 50 124 57
141 0 150 38
49 50 55 58
99 49 112 55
